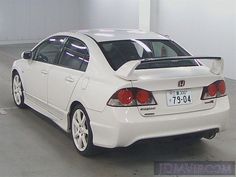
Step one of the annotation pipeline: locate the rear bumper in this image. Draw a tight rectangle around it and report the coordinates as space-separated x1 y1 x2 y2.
88 96 230 148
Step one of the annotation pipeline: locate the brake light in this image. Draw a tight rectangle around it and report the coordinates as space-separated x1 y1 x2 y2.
208 84 217 96
201 80 227 100
136 90 150 104
117 89 134 105
107 88 157 107
218 80 226 94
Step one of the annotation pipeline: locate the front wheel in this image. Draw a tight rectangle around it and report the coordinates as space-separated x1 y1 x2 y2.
12 72 26 108
71 105 98 156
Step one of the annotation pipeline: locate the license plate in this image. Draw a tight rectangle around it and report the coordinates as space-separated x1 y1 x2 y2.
167 89 192 106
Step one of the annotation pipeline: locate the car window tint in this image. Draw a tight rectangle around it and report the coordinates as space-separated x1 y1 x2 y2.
152 41 178 57
59 38 89 71
101 40 151 70
99 40 192 71
34 37 66 64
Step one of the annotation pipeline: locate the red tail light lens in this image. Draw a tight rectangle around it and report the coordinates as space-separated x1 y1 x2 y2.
218 80 226 94
136 90 150 104
117 89 134 105
208 83 217 96
201 80 227 100
107 88 157 107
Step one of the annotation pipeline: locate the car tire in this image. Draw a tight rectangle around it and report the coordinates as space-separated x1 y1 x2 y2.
12 72 27 108
71 104 99 156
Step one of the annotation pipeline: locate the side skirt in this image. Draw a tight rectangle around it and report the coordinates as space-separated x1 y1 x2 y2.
24 93 70 133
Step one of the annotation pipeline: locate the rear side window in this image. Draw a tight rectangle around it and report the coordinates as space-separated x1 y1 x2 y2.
59 38 89 71
34 36 66 64
99 40 195 71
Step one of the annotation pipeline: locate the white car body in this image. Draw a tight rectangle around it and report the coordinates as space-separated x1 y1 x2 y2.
12 29 230 150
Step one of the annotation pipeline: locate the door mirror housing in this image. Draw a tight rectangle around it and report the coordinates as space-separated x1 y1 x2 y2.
21 51 32 59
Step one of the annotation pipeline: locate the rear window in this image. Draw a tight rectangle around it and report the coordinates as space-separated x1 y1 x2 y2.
99 40 197 71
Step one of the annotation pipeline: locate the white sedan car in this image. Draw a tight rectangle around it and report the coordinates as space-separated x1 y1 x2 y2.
12 29 230 156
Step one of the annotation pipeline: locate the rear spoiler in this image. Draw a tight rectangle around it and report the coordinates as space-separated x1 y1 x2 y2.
115 56 224 80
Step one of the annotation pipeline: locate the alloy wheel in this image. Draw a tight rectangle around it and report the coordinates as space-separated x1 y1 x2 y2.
72 109 89 151
13 74 23 106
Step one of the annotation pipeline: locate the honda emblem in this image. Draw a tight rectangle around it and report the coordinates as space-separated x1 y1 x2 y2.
178 80 185 87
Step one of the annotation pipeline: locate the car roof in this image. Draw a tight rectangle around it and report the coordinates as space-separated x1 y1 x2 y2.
56 29 168 42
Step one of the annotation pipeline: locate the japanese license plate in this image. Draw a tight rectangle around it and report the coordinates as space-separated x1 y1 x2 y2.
167 89 192 106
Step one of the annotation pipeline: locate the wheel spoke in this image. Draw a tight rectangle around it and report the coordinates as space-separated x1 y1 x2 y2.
84 129 88 135
74 130 80 138
15 93 20 104
14 76 17 83
17 82 22 88
81 134 87 148
15 94 18 103
13 82 17 90
77 136 82 148
81 115 86 126
76 111 82 125
17 93 21 102
74 119 80 128
79 111 84 124
73 111 80 126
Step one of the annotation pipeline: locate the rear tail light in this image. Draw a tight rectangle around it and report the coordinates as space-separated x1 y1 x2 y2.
117 89 134 105
136 89 151 105
201 80 227 100
208 83 217 97
107 88 157 107
218 80 226 94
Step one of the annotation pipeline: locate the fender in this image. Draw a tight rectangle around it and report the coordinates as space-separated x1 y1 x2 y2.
11 59 26 89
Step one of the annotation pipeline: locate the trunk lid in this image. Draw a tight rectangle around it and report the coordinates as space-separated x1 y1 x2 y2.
131 66 222 116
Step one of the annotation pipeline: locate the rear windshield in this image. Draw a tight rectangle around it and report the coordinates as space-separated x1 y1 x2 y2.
99 40 198 71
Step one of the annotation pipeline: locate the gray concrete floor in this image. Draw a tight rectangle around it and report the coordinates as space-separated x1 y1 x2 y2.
0 43 235 177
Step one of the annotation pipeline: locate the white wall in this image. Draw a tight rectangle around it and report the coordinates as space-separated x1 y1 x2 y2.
78 0 139 29
139 0 151 31
151 0 236 79
0 0 84 44
0 0 139 44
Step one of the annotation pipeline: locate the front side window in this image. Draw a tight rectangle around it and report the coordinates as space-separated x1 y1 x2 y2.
59 38 89 71
34 36 66 64
99 40 195 70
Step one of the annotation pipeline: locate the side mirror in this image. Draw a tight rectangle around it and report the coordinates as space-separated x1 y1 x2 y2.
21 51 32 59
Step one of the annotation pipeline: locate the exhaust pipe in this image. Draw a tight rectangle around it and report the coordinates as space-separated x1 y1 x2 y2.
203 129 218 139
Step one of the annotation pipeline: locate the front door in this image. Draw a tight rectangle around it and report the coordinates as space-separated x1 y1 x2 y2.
23 36 67 109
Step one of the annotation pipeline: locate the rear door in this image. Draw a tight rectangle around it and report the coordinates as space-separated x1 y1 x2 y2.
47 37 89 118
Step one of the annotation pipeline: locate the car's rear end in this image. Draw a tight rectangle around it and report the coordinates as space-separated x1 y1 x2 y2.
89 37 230 148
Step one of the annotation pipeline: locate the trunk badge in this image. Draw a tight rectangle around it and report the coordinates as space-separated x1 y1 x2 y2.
178 80 185 87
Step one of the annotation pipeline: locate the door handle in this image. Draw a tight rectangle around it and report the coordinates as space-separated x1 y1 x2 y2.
65 76 74 83
41 70 48 75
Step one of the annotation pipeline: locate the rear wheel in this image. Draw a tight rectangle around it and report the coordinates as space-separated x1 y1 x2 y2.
71 104 98 156
12 72 26 108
